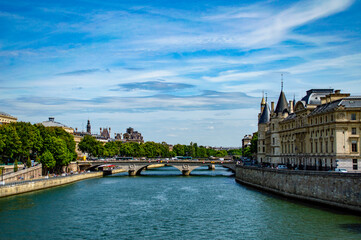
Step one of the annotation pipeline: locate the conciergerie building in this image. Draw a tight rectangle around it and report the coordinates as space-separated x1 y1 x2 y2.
257 88 361 172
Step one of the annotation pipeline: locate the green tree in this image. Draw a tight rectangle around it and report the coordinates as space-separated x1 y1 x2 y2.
26 156 31 168
11 122 42 162
173 144 185 156
250 132 258 154
40 150 56 170
78 135 100 157
104 141 119 157
14 159 18 172
143 142 157 158
197 146 208 158
0 124 22 162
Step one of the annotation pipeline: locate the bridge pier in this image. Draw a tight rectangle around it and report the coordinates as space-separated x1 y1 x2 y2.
128 170 137 176
182 170 190 176
208 165 215 170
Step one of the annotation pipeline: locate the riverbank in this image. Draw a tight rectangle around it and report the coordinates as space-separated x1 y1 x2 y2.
235 165 361 213
0 164 166 198
0 172 103 198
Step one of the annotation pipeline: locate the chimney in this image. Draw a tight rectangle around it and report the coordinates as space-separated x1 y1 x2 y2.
271 102 275 112
335 90 341 94
49 117 55 122
100 127 102 134
75 128 78 132
289 100 294 114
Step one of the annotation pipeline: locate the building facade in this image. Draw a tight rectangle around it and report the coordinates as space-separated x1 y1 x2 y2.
39 117 74 134
257 89 361 172
122 127 144 143
0 112 17 125
242 135 252 149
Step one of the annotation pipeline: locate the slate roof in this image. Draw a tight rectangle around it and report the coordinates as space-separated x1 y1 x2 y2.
309 96 361 116
0 111 15 118
283 113 297 121
274 91 288 114
41 117 70 128
258 103 270 124
301 89 333 105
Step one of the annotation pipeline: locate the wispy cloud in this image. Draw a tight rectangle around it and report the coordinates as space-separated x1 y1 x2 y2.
56 68 109 76
114 80 195 92
0 0 359 146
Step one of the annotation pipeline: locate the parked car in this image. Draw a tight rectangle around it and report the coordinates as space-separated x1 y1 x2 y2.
276 165 288 170
334 168 347 172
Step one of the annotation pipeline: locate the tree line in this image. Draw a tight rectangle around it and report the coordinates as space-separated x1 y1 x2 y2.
0 122 77 173
79 135 229 158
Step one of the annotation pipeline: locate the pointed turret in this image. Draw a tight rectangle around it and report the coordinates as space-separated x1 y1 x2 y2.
274 90 288 114
260 92 266 113
259 102 270 124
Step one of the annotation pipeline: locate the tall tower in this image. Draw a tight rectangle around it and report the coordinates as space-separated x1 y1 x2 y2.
86 120 91 134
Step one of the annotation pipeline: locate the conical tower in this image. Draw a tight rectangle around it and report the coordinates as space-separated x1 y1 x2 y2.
259 102 270 124
274 76 288 115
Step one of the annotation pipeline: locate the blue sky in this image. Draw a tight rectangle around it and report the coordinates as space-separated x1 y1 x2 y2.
1 0 361 147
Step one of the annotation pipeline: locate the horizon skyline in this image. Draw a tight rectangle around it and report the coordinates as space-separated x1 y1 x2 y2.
1 0 361 147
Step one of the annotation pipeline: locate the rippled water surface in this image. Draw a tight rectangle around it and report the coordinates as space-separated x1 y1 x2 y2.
0 166 361 240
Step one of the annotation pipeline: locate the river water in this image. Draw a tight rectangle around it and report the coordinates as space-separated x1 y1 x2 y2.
0 166 360 240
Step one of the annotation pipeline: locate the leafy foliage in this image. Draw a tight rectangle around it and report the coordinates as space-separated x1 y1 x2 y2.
0 122 76 173
40 150 56 170
78 138 228 159
242 133 258 159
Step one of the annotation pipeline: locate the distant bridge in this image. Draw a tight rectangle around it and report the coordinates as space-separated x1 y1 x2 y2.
78 160 236 176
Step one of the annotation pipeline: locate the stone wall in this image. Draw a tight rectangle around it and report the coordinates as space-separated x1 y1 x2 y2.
1 164 42 183
236 166 361 213
1 164 25 174
0 172 103 198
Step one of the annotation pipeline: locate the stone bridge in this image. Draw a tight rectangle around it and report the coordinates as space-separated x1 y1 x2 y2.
78 160 236 176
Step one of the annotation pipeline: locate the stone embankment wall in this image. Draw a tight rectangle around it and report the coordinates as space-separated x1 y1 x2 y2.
236 166 361 213
1 164 25 174
0 172 103 198
2 164 42 183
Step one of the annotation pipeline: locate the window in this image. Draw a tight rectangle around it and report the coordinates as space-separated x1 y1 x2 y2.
325 116 328 122
273 138 275 145
351 113 356 120
315 142 318 153
263 147 265 152
331 141 334 153
352 128 356 135
331 115 334 121
325 141 328 153
311 142 313 153
352 140 358 152
320 141 323 153
353 159 358 170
